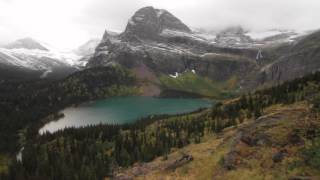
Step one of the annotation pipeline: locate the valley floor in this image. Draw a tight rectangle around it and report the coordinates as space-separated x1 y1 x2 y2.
113 102 320 180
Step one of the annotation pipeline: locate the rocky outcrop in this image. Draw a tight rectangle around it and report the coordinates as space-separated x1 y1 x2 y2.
165 154 193 170
272 149 288 163
222 107 308 171
121 6 191 41
215 26 253 48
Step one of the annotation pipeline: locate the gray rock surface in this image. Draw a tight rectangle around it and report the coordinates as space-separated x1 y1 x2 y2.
88 6 258 89
257 30 320 85
88 6 320 91
121 6 191 41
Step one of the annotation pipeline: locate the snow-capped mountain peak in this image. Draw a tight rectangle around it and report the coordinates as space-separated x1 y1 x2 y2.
0 38 90 79
75 38 101 57
4 38 49 51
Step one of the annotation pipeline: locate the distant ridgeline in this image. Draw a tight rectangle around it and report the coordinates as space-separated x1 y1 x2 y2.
3 70 320 179
0 66 138 153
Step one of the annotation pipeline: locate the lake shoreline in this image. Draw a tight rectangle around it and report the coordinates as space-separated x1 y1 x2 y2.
39 96 215 134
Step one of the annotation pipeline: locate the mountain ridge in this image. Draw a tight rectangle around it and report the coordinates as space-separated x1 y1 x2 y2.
88 6 319 97
0 37 109 80
3 38 49 51
0 38 81 79
121 6 191 41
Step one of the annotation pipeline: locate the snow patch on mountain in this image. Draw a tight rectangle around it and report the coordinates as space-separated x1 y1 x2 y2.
128 19 136 26
169 72 179 78
160 29 208 42
0 38 91 73
156 9 166 18
4 38 49 51
75 38 101 57
0 47 77 71
245 29 311 44
246 30 284 40
40 69 53 79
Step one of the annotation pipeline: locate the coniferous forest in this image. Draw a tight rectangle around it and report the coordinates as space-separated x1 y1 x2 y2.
2 68 320 180
0 66 138 153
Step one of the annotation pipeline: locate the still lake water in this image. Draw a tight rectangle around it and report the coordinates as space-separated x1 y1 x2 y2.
39 96 213 134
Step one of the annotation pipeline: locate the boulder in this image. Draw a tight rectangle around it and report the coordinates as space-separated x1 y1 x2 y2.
272 149 288 163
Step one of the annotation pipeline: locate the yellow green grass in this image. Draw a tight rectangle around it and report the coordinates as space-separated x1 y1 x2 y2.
0 154 9 175
122 102 320 180
159 72 238 98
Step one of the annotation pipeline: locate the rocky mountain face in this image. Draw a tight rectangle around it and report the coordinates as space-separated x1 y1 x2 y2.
0 37 111 80
258 30 320 85
75 39 101 57
88 6 319 95
121 6 191 41
193 28 307 48
215 26 253 47
88 7 259 94
74 38 101 67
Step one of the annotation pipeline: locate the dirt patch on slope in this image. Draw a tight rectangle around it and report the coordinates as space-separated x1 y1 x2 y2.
131 63 161 97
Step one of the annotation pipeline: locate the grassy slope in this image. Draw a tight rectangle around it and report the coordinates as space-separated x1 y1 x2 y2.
116 102 320 180
0 154 9 175
159 72 238 99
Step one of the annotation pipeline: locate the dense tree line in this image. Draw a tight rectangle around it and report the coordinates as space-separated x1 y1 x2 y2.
4 112 206 180
0 66 137 153
3 71 320 179
112 74 318 168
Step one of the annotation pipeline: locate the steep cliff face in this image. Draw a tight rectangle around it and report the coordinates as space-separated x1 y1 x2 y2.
87 6 257 93
121 6 191 41
258 30 320 85
88 7 320 94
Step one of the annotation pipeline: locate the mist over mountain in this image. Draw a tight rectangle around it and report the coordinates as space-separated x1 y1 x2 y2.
1 0 320 49
3 38 49 51
0 38 96 79
75 39 101 56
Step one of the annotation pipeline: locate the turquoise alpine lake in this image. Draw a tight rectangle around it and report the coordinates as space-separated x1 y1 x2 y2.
39 96 213 134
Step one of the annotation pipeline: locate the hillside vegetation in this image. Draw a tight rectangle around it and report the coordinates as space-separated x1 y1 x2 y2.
126 102 319 180
160 71 238 98
0 66 139 154
3 70 320 179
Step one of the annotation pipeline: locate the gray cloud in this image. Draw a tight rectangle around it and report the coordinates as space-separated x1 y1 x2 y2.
154 0 320 31
75 0 146 34
76 0 320 36
0 0 320 48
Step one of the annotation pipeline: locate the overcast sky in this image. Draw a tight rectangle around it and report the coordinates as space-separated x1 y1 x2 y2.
0 0 319 49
